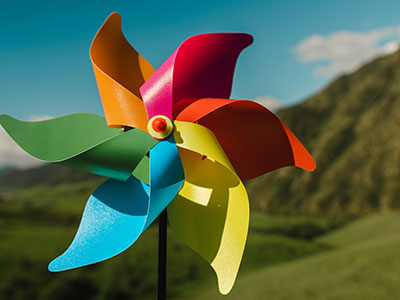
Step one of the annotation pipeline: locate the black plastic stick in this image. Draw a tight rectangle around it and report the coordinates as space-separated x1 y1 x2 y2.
158 209 167 300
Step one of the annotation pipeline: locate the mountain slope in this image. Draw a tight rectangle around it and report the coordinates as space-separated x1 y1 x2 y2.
246 50 400 216
0 164 101 189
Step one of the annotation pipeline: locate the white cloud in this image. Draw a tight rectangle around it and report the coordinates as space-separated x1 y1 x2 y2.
295 25 400 78
382 40 400 54
254 95 285 112
0 115 53 169
28 115 53 122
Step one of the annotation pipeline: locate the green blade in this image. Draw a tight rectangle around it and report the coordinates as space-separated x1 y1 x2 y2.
0 113 158 181
0 113 120 161
132 155 150 185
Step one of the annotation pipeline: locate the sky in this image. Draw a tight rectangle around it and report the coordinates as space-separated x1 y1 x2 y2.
1 0 400 168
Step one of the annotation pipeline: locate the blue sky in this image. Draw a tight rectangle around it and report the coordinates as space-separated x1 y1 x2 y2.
2 0 400 120
1 0 400 167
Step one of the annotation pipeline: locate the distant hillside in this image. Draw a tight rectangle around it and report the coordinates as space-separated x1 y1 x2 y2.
0 164 101 190
246 50 400 217
0 167 14 174
0 164 104 225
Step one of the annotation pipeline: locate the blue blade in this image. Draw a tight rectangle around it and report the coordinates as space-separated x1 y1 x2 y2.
48 136 184 271
48 176 149 271
145 135 184 228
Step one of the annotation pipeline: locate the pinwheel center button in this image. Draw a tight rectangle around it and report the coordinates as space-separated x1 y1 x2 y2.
147 115 174 140
152 118 167 132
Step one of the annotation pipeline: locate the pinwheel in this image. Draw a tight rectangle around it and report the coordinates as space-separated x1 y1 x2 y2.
0 13 315 295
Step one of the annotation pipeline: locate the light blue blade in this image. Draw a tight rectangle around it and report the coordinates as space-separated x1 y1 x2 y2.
48 176 149 271
145 135 184 229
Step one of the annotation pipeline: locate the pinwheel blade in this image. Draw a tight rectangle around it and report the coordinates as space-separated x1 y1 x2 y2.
140 33 253 120
132 155 150 185
175 98 316 180
48 136 183 272
169 121 249 295
90 12 155 130
0 113 158 181
144 135 184 229
48 176 149 271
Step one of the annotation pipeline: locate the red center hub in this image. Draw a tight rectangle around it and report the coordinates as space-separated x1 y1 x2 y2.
152 118 167 133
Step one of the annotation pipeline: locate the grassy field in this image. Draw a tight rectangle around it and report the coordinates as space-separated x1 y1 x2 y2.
0 210 340 299
183 211 400 300
1 171 399 300
0 166 346 299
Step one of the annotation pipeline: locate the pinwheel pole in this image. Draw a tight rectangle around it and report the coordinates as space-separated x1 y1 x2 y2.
158 209 167 300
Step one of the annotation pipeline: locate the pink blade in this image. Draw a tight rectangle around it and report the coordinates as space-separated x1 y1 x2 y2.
140 33 253 119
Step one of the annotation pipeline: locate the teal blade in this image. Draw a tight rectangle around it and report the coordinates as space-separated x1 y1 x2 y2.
145 135 184 229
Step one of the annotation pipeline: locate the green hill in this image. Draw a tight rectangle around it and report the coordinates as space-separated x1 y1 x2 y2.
0 165 104 225
185 212 400 300
246 50 400 217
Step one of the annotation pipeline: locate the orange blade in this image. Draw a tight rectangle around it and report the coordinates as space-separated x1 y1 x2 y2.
90 12 155 130
175 98 316 180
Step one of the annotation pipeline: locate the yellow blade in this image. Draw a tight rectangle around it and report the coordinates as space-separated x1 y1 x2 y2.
168 121 249 294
